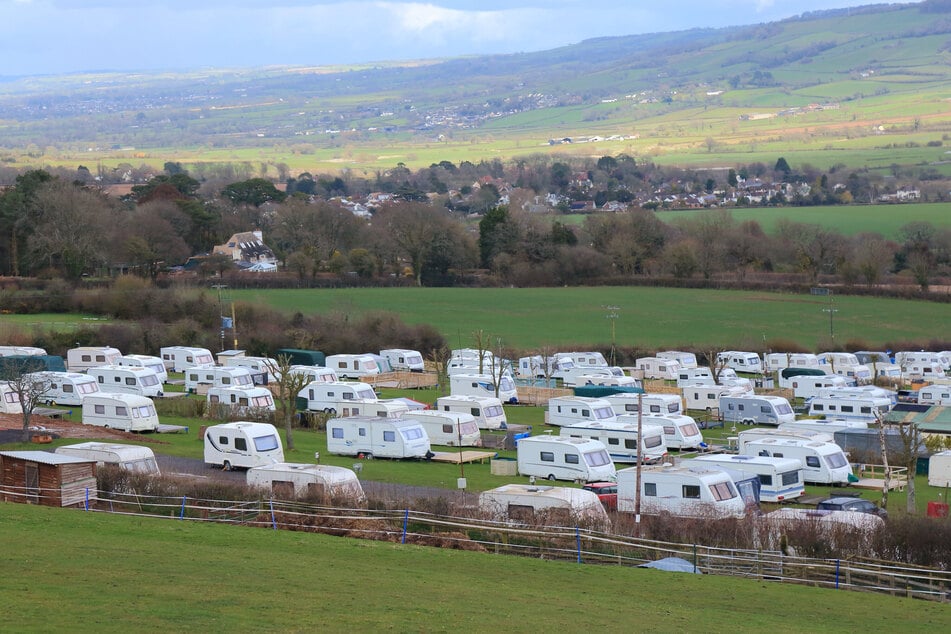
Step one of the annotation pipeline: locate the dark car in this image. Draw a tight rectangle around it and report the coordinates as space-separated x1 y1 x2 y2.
816 496 887 518
582 482 618 510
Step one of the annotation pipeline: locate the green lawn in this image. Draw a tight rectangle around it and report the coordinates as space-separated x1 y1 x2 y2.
232 287 951 351
1 503 948 632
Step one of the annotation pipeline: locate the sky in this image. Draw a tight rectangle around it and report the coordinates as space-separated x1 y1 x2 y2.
0 0 905 76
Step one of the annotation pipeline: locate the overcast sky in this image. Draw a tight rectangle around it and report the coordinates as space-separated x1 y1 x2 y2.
0 1 905 76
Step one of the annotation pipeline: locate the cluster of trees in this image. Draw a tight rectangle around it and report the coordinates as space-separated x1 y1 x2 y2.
0 156 948 289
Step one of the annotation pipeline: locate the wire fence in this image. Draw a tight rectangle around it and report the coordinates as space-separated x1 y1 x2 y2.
4 483 950 602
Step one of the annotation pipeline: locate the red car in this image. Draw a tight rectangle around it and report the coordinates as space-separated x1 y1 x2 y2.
582 482 618 510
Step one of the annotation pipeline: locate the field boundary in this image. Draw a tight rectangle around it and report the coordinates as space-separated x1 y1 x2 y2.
3 483 949 602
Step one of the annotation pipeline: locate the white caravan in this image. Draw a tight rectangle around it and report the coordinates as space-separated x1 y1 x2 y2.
81 393 159 432
296 381 408 418
736 427 836 449
854 351 902 379
928 450 951 487
817 352 872 384
55 442 160 475
719 394 795 426
656 351 698 369
895 351 950 372
617 464 748 518
740 437 852 484
0 382 24 414
605 393 683 417
717 368 754 391
546 396 617 427
634 357 682 381
516 435 616 483
206 386 276 414
285 365 338 384
778 419 867 436
325 354 381 379
380 349 425 372
184 366 254 393
676 367 714 387
573 374 640 389
807 396 888 423
246 463 365 502
561 351 609 368
222 356 278 383
763 353 823 373
28 371 100 406
558 365 614 387
204 422 285 470
562 420 667 464
516 355 573 380
450 373 518 404
66 346 122 372
479 484 609 526
326 416 431 459
903 362 947 380
405 410 482 447
87 365 163 397
780 373 849 399
684 454 804 503
435 395 507 430
0 346 47 356
117 354 168 383
716 351 764 374
918 386 951 406
818 385 896 406
641 414 704 450
682 384 748 413
160 346 215 372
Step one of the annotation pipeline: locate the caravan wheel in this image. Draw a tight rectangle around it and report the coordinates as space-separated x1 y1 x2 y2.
324 408 336 415
223 461 232 471
742 418 755 425
547 474 556 481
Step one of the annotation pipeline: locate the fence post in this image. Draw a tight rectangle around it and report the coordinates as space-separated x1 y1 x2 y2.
835 559 840 590
401 509 409 544
179 496 187 520
270 499 277 530
576 527 582 564
84 488 89 511
693 544 698 572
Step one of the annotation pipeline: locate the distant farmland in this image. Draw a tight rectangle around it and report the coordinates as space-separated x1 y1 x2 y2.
233 287 950 351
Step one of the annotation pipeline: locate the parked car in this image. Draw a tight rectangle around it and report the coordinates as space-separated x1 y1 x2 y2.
816 496 887 518
582 481 618 511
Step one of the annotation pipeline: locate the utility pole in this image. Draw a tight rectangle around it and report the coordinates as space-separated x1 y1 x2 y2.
605 305 619 367
212 284 227 352
635 391 643 536
822 293 837 341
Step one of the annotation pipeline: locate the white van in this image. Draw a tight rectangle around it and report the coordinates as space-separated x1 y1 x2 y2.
87 365 163 397
246 463 365 502
184 366 254 393
435 395 507 430
479 484 609 526
741 437 852 484
326 416 431 459
160 346 215 372
28 371 100 406
605 393 683 417
0 381 24 414
617 464 748 518
516 435 616 483
634 357 681 380
325 354 381 379
222 355 278 383
404 410 482 447
918 386 951 406
117 354 168 383
656 351 698 369
546 396 617 427
380 349 425 372
207 386 275 414
82 393 159 432
66 346 122 373
55 442 160 475
450 373 518 404
562 420 667 464
716 351 763 374
683 454 804 503
719 394 794 425
641 414 704 450
817 352 872 384
204 422 285 470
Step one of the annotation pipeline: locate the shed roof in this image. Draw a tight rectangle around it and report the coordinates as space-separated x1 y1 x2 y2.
0 451 95 466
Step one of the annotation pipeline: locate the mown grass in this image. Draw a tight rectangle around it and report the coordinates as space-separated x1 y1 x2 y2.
2 503 948 632
232 287 951 351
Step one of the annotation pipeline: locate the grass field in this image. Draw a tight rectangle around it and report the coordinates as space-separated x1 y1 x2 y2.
232 287 951 351
2 503 949 632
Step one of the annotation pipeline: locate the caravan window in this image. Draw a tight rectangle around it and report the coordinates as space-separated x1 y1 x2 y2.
624 438 636 449
666 402 679 413
125 377 136 386
608 438 619 446
81 354 92 363
540 452 554 462
94 404 105 414
860 406 872 414
806 456 820 468
442 424 453 434
217 435 229 445
709 481 737 501
825 453 848 469
841 405 854 413
401 427 424 441
64 384 74 394
645 483 657 496
813 404 824 411
649 405 661 413
484 405 503 418
79 383 98 394
760 406 771 413
781 471 800 486
759 474 774 486
359 428 366 437
253 434 279 451
470 408 480 416
682 485 701 499
594 407 614 420
96 376 105 384
644 435 663 449
331 428 344 439
383 431 396 442
584 449 611 467
235 437 248 451
116 406 128 416
565 454 579 464
131 408 140 418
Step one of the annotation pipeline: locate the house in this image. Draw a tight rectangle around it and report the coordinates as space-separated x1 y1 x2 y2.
0 451 97 508
212 231 278 267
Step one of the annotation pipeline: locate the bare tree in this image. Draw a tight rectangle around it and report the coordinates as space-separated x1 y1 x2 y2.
427 345 451 398
894 420 925 514
1 363 53 442
263 355 311 452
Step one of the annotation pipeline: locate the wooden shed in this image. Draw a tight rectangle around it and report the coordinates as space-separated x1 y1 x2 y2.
0 451 97 508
